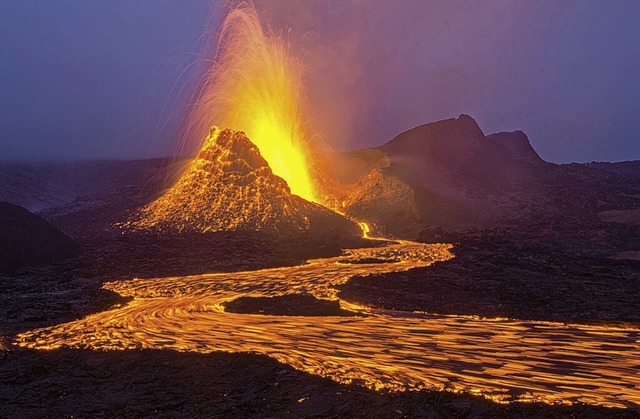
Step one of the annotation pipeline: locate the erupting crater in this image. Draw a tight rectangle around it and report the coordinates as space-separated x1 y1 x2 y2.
126 127 361 240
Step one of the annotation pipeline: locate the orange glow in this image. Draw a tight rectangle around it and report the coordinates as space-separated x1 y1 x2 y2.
358 221 371 238
15 240 640 409
125 128 320 233
182 4 316 202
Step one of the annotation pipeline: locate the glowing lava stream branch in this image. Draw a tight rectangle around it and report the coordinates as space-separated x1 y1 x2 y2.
15 241 640 408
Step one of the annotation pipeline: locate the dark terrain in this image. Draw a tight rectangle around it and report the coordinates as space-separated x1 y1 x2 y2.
6 233 634 418
3 349 635 419
325 115 640 245
332 116 640 324
0 202 78 274
339 231 640 324
224 294 359 317
2 116 640 417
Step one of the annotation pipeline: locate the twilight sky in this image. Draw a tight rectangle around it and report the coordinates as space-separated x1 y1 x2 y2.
1 0 639 163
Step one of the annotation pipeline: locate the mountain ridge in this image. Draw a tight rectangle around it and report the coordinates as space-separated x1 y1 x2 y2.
1 115 638 254
323 114 638 244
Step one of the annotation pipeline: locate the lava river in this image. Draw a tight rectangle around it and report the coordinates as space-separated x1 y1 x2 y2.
15 241 640 408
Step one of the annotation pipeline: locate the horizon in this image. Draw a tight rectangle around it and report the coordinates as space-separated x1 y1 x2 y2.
2 113 639 166
1 1 639 164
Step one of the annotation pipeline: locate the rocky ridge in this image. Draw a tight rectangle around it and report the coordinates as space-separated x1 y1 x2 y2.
321 115 640 253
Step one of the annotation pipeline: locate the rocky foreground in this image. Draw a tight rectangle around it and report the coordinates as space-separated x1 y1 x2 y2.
1 115 640 417
2 348 635 418
1 230 639 417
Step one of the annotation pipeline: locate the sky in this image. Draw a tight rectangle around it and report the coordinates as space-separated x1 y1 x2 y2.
1 0 639 163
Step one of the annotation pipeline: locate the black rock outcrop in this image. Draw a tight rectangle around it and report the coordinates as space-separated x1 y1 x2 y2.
0 202 78 273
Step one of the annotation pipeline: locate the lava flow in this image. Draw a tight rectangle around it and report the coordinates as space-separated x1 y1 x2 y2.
16 241 640 409
179 3 317 202
17 2 637 411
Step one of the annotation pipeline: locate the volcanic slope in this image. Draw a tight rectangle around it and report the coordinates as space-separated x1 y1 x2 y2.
0 202 79 273
324 114 636 240
129 127 361 241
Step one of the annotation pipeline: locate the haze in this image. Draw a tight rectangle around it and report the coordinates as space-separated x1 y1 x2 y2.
1 0 639 163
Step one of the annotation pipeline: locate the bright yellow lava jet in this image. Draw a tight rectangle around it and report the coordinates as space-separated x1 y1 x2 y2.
182 4 316 202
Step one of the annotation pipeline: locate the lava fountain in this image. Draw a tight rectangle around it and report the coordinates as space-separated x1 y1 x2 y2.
179 3 317 202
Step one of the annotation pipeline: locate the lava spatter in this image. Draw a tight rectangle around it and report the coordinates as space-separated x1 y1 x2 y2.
127 127 360 238
178 3 317 202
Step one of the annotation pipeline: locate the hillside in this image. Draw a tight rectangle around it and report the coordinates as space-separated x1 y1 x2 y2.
322 115 639 251
0 202 79 273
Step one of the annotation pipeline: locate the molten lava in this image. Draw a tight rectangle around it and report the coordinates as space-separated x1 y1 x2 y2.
181 3 317 202
126 3 367 237
127 127 361 239
16 241 640 408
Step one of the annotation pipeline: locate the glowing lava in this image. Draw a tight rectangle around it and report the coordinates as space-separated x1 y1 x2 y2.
182 3 316 202
15 241 640 409
126 127 361 237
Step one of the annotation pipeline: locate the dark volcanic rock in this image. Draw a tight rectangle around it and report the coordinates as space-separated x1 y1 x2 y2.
325 114 640 248
324 115 553 238
0 202 78 273
339 230 640 324
1 349 633 419
588 160 640 189
377 114 546 189
224 294 357 316
485 130 544 164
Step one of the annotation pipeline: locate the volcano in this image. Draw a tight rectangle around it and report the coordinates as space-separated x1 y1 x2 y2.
323 114 638 243
321 115 548 237
128 127 361 241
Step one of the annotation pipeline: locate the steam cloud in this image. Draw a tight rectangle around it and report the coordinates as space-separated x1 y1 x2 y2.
252 0 640 162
